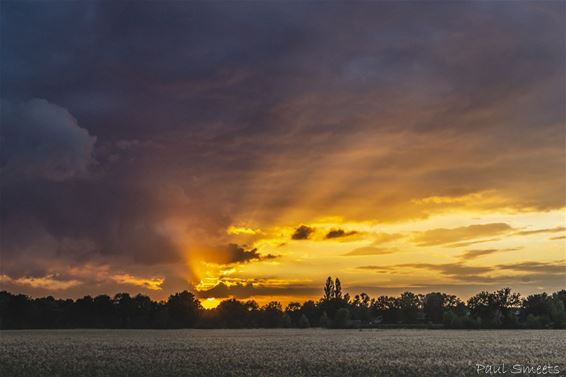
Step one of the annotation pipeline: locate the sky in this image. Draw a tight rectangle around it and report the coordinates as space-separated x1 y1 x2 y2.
1 1 565 308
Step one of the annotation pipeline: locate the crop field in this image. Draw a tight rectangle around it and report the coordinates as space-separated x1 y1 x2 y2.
1 329 565 377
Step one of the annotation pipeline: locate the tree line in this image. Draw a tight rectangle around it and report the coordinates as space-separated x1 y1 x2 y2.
1 277 565 329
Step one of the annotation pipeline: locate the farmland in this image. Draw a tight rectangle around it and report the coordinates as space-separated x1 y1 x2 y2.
1 329 564 376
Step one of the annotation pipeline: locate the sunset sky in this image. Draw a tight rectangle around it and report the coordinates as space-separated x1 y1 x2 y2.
1 1 564 307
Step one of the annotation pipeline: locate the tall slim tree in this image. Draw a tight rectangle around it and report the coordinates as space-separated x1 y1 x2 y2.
323 276 334 301
334 278 342 300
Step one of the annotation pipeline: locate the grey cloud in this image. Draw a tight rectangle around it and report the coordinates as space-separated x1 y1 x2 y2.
0 179 182 265
291 225 314 240
346 281 566 300
325 229 358 239
202 244 278 266
0 99 97 181
358 261 566 284
497 261 566 275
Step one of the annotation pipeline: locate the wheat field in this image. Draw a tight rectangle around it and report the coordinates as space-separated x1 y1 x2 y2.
1 329 564 376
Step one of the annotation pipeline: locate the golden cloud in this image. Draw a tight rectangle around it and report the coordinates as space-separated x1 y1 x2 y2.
343 247 398 256
413 223 513 247
227 225 261 235
0 274 81 290
111 274 164 291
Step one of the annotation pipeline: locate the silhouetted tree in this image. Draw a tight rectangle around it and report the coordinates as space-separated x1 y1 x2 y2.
298 314 310 328
1 282 565 329
351 293 371 322
491 288 521 327
548 294 566 328
300 300 319 326
114 293 134 328
285 302 302 326
72 296 95 327
131 294 154 328
319 311 330 328
372 295 400 323
323 277 334 301
215 299 258 328
398 292 421 323
93 295 116 328
423 292 460 323
334 278 342 300
467 288 520 328
424 293 444 323
467 291 492 325
333 307 351 328
553 290 566 307
259 301 285 328
166 291 201 328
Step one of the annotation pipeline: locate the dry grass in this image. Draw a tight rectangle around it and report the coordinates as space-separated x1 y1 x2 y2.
1 329 564 376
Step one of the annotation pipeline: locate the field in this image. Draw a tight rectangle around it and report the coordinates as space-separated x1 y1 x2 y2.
1 329 565 377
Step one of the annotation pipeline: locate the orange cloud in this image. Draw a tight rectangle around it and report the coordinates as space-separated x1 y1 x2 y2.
227 225 261 235
111 274 164 291
0 274 81 290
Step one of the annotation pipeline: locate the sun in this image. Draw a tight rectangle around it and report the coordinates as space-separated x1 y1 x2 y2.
201 297 220 310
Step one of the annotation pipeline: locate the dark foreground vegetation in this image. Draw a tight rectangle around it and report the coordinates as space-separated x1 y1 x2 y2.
1 277 565 329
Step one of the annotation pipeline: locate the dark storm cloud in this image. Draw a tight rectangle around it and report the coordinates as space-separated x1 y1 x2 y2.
0 1 310 140
203 244 277 266
2 2 564 222
291 225 315 240
3 1 562 145
0 99 97 181
0 100 188 280
0 178 183 267
1 1 564 297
